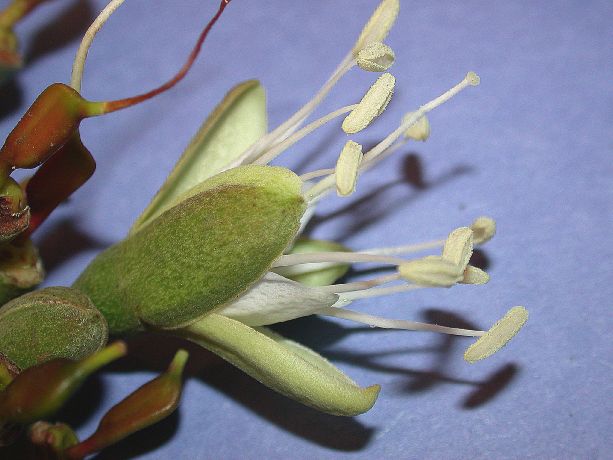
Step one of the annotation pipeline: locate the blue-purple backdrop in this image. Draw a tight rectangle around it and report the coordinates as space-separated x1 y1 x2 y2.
1 0 611 458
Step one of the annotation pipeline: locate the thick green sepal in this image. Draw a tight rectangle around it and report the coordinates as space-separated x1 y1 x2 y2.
131 80 267 234
0 287 108 369
276 238 351 287
178 313 380 416
75 165 306 331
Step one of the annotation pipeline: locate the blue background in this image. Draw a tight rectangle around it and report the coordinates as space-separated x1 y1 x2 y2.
1 0 611 458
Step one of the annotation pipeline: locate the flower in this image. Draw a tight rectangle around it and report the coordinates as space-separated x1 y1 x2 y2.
70 0 527 417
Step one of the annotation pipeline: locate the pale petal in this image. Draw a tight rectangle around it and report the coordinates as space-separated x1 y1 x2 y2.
218 272 338 326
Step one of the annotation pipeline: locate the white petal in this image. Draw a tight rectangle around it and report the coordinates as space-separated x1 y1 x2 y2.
219 272 339 326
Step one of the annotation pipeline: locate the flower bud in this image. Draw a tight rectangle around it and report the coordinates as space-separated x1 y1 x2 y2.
0 342 125 424
0 84 88 171
0 287 108 369
65 350 188 459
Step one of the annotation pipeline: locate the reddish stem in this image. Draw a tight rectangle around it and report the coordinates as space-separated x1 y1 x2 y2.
98 0 232 115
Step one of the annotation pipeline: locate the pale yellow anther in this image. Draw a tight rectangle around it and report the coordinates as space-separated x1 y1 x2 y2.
398 256 463 287
353 0 400 55
470 216 496 244
442 227 473 270
464 306 528 363
342 73 395 134
335 141 363 196
461 266 490 285
402 112 430 141
357 42 395 72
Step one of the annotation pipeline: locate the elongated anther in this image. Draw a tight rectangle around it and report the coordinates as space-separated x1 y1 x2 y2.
398 256 463 287
464 307 528 363
342 73 395 134
353 0 400 55
335 141 363 196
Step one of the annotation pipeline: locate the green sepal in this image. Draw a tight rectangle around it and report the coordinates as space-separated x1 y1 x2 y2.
178 313 380 416
75 165 306 332
130 80 267 234
0 287 108 369
275 238 351 286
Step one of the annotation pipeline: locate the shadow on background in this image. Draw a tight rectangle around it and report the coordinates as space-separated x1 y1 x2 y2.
25 0 94 65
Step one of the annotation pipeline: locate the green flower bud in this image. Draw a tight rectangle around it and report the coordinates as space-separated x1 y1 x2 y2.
0 287 108 369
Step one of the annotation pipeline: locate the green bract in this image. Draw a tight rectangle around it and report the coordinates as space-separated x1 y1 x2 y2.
74 165 306 333
0 287 107 369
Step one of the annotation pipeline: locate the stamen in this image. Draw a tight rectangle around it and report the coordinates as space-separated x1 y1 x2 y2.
462 266 489 285
342 73 395 134
305 72 480 201
319 272 400 293
71 0 127 91
362 72 480 165
357 42 395 72
338 283 424 301
272 251 407 268
237 55 357 166
464 307 528 362
470 216 496 244
318 307 485 337
352 0 400 55
442 227 473 269
398 256 463 287
335 141 363 196
363 238 445 256
252 105 357 165
299 168 335 182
